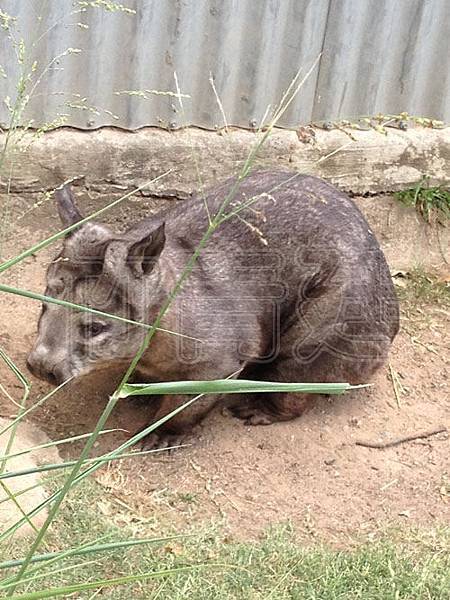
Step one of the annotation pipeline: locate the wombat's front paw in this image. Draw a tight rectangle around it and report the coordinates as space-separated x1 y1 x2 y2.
138 431 188 451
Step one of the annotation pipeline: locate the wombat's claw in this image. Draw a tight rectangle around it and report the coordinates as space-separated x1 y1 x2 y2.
229 405 274 425
244 412 274 426
139 432 187 452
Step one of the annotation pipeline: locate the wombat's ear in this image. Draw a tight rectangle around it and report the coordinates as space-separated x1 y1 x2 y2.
126 223 166 277
55 184 83 228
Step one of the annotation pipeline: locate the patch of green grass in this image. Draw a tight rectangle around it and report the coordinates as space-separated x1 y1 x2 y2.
177 491 198 504
395 176 450 225
1 480 449 599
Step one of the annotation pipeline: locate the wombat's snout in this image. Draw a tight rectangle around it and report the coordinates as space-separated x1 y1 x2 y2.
27 346 70 385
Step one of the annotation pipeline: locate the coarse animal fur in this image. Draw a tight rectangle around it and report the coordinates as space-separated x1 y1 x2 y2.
27 170 399 447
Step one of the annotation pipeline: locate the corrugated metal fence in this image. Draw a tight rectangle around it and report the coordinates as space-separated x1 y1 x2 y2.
0 0 449 130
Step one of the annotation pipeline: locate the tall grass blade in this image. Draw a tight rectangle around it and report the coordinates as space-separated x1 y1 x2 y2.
119 379 364 398
0 535 190 571
7 565 225 599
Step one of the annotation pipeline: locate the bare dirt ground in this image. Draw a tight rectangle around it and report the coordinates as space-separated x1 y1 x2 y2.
0 192 448 544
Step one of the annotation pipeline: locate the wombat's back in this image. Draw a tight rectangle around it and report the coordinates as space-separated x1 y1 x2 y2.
166 170 375 248
158 170 399 343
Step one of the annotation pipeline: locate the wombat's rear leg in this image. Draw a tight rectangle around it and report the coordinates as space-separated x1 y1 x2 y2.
228 356 316 425
229 391 314 425
231 337 390 426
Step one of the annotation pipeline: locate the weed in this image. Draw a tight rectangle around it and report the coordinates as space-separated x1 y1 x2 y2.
395 176 450 225
177 492 198 504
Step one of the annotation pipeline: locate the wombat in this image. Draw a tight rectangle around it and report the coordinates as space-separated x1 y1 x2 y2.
27 170 399 447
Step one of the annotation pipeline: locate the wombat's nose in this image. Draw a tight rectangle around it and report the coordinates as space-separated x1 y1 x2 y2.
26 350 44 378
27 348 67 385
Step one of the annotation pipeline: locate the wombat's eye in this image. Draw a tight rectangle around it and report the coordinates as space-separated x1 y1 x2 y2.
80 321 108 338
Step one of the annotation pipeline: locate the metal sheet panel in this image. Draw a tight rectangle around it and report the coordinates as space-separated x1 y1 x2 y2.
0 0 448 130
313 0 450 121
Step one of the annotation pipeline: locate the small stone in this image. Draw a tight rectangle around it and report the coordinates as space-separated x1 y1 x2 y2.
324 458 336 466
